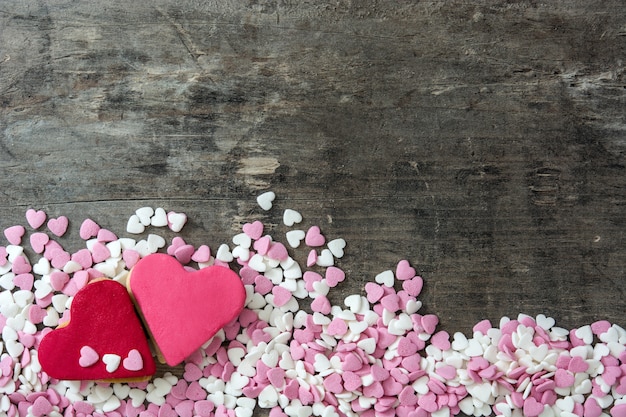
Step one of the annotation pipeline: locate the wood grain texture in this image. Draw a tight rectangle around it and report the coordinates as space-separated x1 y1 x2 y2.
1 0 625 414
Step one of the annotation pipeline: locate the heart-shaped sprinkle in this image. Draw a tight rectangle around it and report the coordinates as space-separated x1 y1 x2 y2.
523 397 545 417
305 226 325 247
327 238 346 258
123 349 144 371
96 228 117 243
402 276 423 297
29 233 49 254
79 218 100 240
325 266 345 287
256 191 275 211
316 249 334 267
31 396 53 416
122 249 140 269
4 225 25 245
310 295 331 314
151 207 168 227
285 230 305 248
375 270 395 287
79 345 99 367
135 207 154 226
175 244 195 264
102 353 121 373
12 255 31 274
126 215 145 234
47 216 69 237
395 259 416 280
13 273 34 291
267 242 288 261
271 285 292 307
191 245 211 263
26 209 47 229
242 221 264 240
167 211 187 233
283 209 302 226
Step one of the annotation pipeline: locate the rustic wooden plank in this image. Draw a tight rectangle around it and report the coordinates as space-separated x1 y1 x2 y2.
1 0 625 414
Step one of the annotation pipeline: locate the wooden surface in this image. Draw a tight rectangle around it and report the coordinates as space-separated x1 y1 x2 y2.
1 0 626 413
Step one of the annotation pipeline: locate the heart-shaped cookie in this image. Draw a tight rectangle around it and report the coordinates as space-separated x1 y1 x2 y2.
38 279 155 381
127 253 246 366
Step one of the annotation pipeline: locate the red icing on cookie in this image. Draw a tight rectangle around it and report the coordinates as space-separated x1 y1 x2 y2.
38 279 155 381
128 253 246 366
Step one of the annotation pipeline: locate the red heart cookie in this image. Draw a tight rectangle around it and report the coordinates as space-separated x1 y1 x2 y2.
128 253 246 366
38 279 155 381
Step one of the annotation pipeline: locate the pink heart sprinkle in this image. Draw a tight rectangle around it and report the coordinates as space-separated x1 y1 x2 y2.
568 356 589 373
365 282 385 303
50 249 70 270
123 349 144 371
395 259 416 280
47 216 69 237
342 371 362 391
122 249 140 269
183 363 202 381
253 236 271 256
158 404 177 417
29 233 49 254
78 345 99 367
191 245 211 263
79 218 100 240
175 244 195 265
185 381 206 401
305 226 325 247
12 256 31 274
28 305 48 324
267 242 288 261
242 220 264 240
583 397 602 417
327 318 348 336
342 352 363 371
31 396 53 416
194 400 215 417
421 314 439 334
4 225 25 245
310 295 331 314
13 273 34 291
0 247 7 266
523 397 545 417
175 400 194 417
430 330 451 350
303 271 323 291
96 228 117 243
170 380 188 400
71 249 93 269
323 373 343 394
49 271 70 292
306 249 317 267
26 209 47 229
167 236 187 255
90 242 111 264
254 275 273 295
402 276 423 297
267 367 286 387
325 266 345 287
271 285 292 307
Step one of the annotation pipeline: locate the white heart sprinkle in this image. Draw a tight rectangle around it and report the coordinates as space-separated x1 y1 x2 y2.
283 209 302 226
256 191 275 211
43 308 59 327
103 353 121 373
126 215 145 234
375 270 395 287
247 254 267 272
151 208 168 227
232 233 252 249
536 314 556 330
135 207 154 226
327 238 346 258
33 257 51 275
0 274 15 290
167 211 187 233
5 340 24 358
215 244 233 262
316 249 334 267
147 234 166 253
286 230 305 248
231 246 250 262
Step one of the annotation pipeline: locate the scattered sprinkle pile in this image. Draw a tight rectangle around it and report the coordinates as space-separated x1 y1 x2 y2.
1 191 626 417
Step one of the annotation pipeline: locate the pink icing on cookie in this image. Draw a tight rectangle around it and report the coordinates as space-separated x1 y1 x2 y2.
38 279 156 381
128 253 246 366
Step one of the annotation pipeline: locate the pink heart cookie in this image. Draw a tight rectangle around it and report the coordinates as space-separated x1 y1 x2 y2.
128 253 246 366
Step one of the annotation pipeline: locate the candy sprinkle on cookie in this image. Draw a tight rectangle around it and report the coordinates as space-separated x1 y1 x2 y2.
0 196 625 417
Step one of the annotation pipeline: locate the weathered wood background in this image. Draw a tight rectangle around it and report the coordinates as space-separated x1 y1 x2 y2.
1 0 625 414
